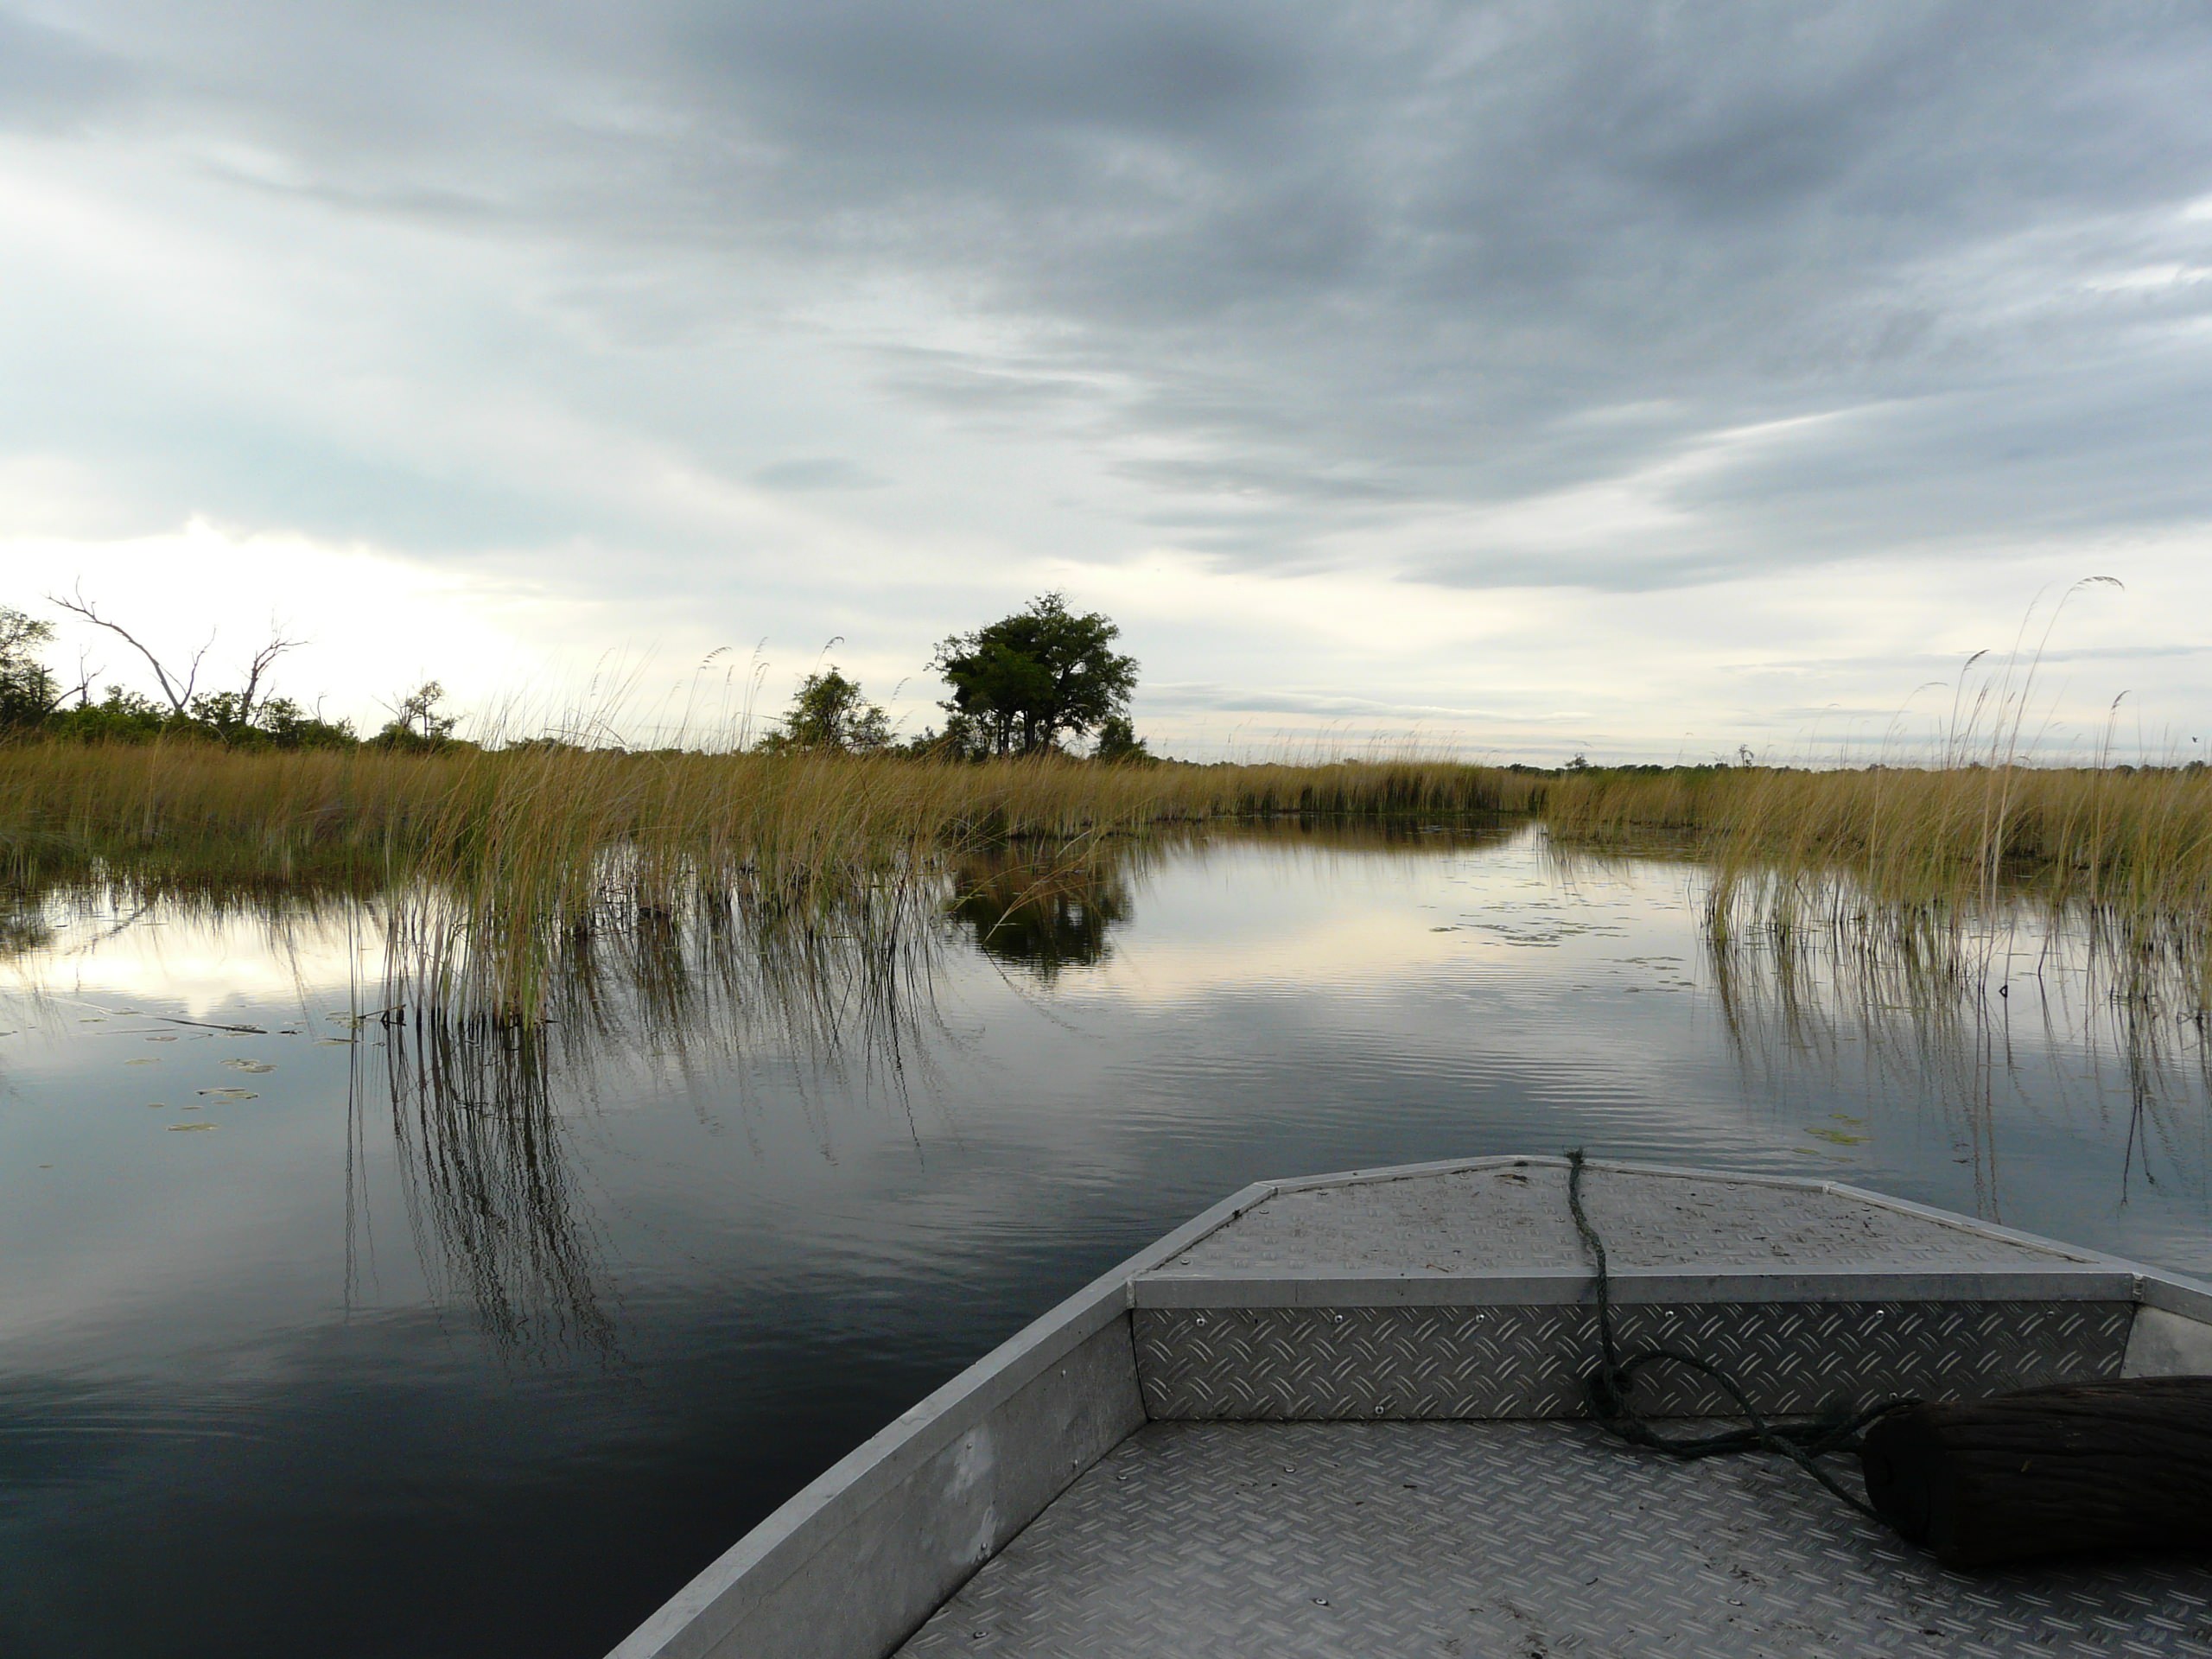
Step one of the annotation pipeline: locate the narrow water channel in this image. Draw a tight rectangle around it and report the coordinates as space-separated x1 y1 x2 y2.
3 822 2206 1656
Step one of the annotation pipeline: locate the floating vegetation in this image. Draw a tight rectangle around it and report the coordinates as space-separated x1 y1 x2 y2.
1805 1121 1872 1147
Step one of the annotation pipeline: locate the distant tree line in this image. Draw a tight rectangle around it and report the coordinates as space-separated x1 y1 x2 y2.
1 590 1153 761
0 600 460 751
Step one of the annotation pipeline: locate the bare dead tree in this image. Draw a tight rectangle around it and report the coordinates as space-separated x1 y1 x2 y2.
49 585 299 723
59 647 99 710
232 631 300 728
50 586 212 716
376 680 457 743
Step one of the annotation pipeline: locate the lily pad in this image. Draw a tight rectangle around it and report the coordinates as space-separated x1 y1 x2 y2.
125 1058 161 1066
222 1059 275 1074
197 1087 258 1102
168 1122 219 1133
1805 1126 1869 1147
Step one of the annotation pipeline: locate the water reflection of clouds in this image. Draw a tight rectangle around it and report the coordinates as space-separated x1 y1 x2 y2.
1071 911 1472 1006
1056 832 1670 1008
21 801 2212 1659
2 905 367 1018
8 822 2211 1371
10 823 2212 1659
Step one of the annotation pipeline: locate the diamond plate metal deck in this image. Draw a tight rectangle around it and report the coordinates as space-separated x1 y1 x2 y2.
614 1158 2212 1659
897 1421 2212 1657
1135 1300 2133 1419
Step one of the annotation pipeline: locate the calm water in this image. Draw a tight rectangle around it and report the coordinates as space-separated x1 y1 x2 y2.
3 822 2208 1656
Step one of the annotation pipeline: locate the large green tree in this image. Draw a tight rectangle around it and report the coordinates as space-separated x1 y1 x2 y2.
760 666 893 753
930 594 1137 757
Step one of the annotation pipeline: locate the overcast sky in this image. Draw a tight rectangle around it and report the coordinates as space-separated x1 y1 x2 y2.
3 2 2209 760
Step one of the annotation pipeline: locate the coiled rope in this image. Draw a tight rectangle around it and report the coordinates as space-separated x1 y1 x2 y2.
1565 1147 1910 1518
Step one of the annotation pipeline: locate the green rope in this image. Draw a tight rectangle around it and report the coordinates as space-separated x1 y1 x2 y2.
1564 1148 1910 1520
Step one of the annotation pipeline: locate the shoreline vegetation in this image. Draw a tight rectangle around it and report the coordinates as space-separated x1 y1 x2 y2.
2 740 2208 1018
3 588 2206 1019
0 743 1536 1016
1548 762 2212 997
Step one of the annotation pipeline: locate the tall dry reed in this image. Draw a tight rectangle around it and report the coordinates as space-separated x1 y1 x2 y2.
0 741 1536 1016
1546 763 2212 1004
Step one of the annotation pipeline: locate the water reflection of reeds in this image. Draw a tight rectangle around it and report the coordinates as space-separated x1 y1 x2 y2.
0 743 1540 1021
42 810 2196 1361
378 1020 618 1360
352 880 957 1360
1548 828 2211 1206
334 817 1531 1354
1706 895 2210 1208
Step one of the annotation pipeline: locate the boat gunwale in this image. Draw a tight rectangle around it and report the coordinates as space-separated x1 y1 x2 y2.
606 1179 1280 1659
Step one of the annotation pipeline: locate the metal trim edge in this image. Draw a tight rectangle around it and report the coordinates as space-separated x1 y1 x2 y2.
606 1181 1274 1659
1131 1267 2137 1307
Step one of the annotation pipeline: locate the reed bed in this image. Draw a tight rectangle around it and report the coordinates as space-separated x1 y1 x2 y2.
1547 764 2212 1006
0 741 1535 1017
23 734 2205 1017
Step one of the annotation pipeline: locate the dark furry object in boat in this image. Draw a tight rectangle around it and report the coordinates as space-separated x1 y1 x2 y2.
1860 1376 2212 1569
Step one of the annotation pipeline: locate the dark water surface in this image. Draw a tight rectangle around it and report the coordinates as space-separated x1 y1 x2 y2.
3 823 2208 1656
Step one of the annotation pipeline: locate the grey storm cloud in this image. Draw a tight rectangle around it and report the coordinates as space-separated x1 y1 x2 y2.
0 10 132 132
10 0 2212 594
